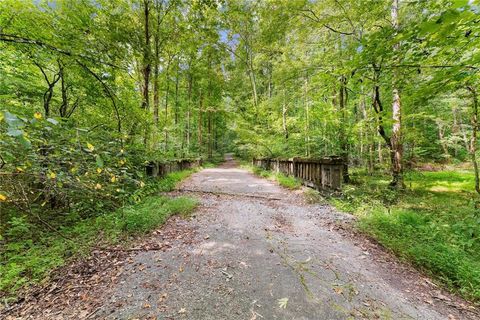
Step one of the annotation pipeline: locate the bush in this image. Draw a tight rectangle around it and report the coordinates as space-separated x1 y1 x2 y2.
0 169 198 300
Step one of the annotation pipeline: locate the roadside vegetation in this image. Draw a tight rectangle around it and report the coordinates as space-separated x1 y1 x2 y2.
326 168 480 301
0 170 198 301
245 164 302 190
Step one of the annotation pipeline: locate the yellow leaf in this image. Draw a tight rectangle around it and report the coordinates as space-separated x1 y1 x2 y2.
96 168 102 174
34 112 42 120
119 159 126 165
48 172 56 179
0 194 7 202
120 149 124 154
139 181 145 188
278 297 288 309
16 167 24 172
86 143 95 151
0 112 4 122
95 183 102 190
111 176 117 183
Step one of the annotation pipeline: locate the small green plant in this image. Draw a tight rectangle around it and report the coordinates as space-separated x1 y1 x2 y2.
274 173 301 189
304 188 326 204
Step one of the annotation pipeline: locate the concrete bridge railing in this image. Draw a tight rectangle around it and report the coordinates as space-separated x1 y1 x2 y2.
252 157 343 190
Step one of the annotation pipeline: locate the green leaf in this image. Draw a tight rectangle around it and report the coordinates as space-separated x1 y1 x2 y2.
46 118 59 125
96 155 104 168
7 129 23 137
17 135 31 149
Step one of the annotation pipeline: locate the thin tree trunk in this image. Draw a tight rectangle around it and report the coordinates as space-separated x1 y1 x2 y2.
164 56 172 151
186 74 192 154
208 109 212 159
174 66 179 126
339 75 349 182
198 91 203 151
153 38 160 126
467 86 480 195
282 88 288 139
304 76 311 157
141 0 151 110
390 0 404 188
436 120 450 160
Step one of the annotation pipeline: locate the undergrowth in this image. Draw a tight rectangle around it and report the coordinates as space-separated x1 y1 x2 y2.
0 169 198 300
248 165 301 189
327 168 480 302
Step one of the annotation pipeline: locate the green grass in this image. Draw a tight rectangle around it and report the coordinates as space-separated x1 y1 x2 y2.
328 168 480 302
0 170 198 300
247 165 301 189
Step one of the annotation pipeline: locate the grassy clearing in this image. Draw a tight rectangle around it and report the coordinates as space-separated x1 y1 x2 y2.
0 170 198 300
247 164 302 189
327 168 480 302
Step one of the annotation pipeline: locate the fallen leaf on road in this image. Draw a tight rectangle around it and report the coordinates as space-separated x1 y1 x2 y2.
278 297 288 309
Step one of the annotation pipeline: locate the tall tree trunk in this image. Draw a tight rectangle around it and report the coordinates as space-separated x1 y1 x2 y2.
198 91 203 151
282 88 288 140
436 120 450 160
467 86 480 195
390 0 404 188
304 75 311 157
208 109 212 159
164 56 172 151
186 73 192 155
153 38 160 126
141 0 151 110
174 66 179 126
339 75 349 182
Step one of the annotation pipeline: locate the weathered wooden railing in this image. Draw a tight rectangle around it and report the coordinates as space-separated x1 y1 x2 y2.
252 157 343 190
145 158 202 177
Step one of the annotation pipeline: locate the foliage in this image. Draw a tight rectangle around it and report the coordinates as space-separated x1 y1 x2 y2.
1 0 480 306
0 170 197 299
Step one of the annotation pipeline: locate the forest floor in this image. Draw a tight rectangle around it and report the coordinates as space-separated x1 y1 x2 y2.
3 160 479 319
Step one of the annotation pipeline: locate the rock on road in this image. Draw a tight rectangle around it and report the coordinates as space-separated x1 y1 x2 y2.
93 159 475 320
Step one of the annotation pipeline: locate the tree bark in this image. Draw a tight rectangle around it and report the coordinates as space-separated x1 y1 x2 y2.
339 75 349 182
198 91 203 151
436 120 450 160
467 86 480 195
33 61 60 117
304 75 311 157
141 0 151 110
282 88 288 139
390 0 404 188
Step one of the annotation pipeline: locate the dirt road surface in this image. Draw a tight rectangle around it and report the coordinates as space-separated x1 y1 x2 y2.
4 160 478 319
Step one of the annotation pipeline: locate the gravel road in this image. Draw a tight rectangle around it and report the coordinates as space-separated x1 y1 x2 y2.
92 160 476 320
5 159 477 319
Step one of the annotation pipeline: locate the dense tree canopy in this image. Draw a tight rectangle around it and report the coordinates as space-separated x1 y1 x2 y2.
1 0 480 301
1 0 479 186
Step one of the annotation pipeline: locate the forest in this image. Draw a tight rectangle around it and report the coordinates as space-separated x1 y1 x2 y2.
1 0 480 311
